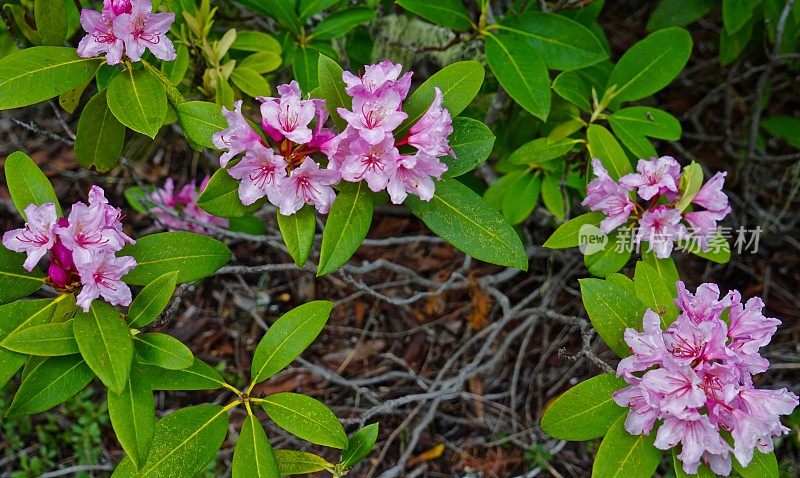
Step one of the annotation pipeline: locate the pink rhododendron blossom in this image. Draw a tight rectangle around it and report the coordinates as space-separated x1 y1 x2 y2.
308 99 336 148
386 153 447 204
227 144 289 207
259 81 317 144
615 281 798 476
620 156 681 200
408 87 454 158
636 206 687 258
2 203 58 271
113 0 176 62
339 134 399 192
582 159 635 234
75 252 137 312
77 10 125 65
105 0 132 16
339 88 408 145
57 199 126 264
279 160 340 215
212 101 263 167
342 60 412 98
692 171 729 211
321 127 358 172
149 177 229 233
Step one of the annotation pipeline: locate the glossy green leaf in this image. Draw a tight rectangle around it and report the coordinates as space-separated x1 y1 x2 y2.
541 373 627 440
262 392 348 449
162 43 190 84
401 61 485 131
35 0 67 45
485 32 550 120
237 0 302 35
108 370 155 468
0 47 100 109
293 46 319 91
443 117 495 177
120 232 232 285
642 251 679 295
502 172 541 225
312 7 375 40
584 228 632 277
1 320 78 356
231 67 271 97
762 115 800 149
315 54 349 130
196 167 258 218
6 355 93 417
634 261 679 325
139 358 226 391
74 301 133 394
5 150 62 218
579 277 645 357
733 449 779 478
176 101 227 150
496 12 608 70
406 177 528 270
75 89 125 172
396 0 473 31
318 183 373 276
58 80 89 114
553 70 592 112
228 215 266 235
124 186 155 214
299 0 339 19
342 423 379 468
231 31 283 54
233 415 280 478
610 122 657 159
541 171 565 219
250 301 333 385
685 233 731 264
609 107 682 140
720 15 754 66
0 247 45 304
510 137 579 166
239 52 282 74
543 212 604 249
275 450 333 475
592 414 662 478
107 68 168 139
723 0 761 34
127 271 179 328
277 205 316 268
484 170 523 210
134 333 194 370
606 27 693 104
674 161 703 211
587 124 632 179
647 0 715 30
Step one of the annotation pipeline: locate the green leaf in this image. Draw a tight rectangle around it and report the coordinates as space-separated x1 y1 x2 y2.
592 413 662 478
231 31 283 54
0 46 100 109
395 0 473 31
275 450 333 475
610 122 657 159
299 0 339 20
541 171 565 220
685 233 731 264
406 177 528 270
277 205 316 268
5 150 62 218
233 415 280 478
606 27 693 104
108 370 155 469
134 333 194 370
58 79 90 114
674 161 703 211
733 449 779 478
75 89 125 172
237 0 302 35
496 12 608 70
642 251 679 295
138 358 226 391
720 15 754 66
239 52 282 74
587 124 632 180
509 137 579 166
540 373 627 440
74 301 133 394
250 301 333 385
315 54 349 131
125 186 155 214
584 228 632 277
634 261 679 325
107 68 168 139
647 0 715 30
196 167 258 218
231 67 272 97
35 0 67 45
120 232 232 286
552 70 592 112
261 392 348 449
543 212 604 249
229 215 266 235
443 117 495 177
723 0 761 34
6 355 93 416
762 115 800 149
401 60 485 131
318 183 373 276
312 7 375 40
1 320 78 356
342 423 379 468
608 107 682 140
484 170 523 210
485 32 550 120
293 46 319 91
0 247 45 304
673 450 717 478
128 271 179 328
162 43 190 84
502 172 541 225
579 278 645 357
176 101 227 150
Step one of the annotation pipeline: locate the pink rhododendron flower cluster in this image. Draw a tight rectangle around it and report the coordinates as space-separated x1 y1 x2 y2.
2 187 136 312
613 281 798 476
77 0 176 65
212 61 455 215
148 176 228 234
582 156 731 258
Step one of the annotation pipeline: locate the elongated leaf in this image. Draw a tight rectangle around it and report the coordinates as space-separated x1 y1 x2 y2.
609 121 657 159
5 150 62 218
162 43 189 84
0 47 100 109
342 423 379 468
236 0 302 35
502 172 541 225
120 232 232 285
139 358 226 391
315 54 349 130
0 247 44 304
634 261 678 325
674 161 703 211
75 89 125 172
312 7 375 40
592 414 662 478
647 0 715 30
401 61 484 132
541 373 627 440
496 12 607 70
733 449 779 478
262 392 348 448
723 0 761 34
275 450 333 475
485 32 550 120
128 272 179 328
107 68 167 139
6 355 93 416
587 124 632 179
0 295 76 341
108 370 155 468
74 301 133 394
318 183 373 276
406 178 528 270
541 171 565 219
299 0 339 20
720 15 754 66
608 107 682 140
543 212 604 249
250 301 333 385
396 0 473 31
277 205 316 268
35 0 67 45
642 251 679 295
584 228 632 277
579 278 645 357
231 67 271 97
1 320 78 356
553 70 592 112
176 101 227 149
134 333 193 370
293 46 319 92
606 27 693 104
510 137 579 166
239 52 282 74
443 117 495 177
196 167 258 218
59 80 89 113
762 115 800 149
233 415 280 478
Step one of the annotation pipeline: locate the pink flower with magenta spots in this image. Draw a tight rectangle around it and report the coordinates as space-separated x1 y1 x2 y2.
77 10 125 65
149 177 229 233
620 156 681 200
279 160 340 215
338 88 407 145
636 206 687 259
342 60 412 99
339 134 399 192
2 203 58 271
75 252 137 312
408 87 454 158
692 171 729 212
654 412 731 475
227 143 289 207
259 81 317 144
113 0 176 62
212 100 263 167
582 159 634 234
386 153 447 204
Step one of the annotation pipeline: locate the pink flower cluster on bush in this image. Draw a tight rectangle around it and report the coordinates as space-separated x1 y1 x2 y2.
77 0 176 65
212 61 454 216
613 281 798 475
148 177 228 233
583 156 731 258
2 187 136 312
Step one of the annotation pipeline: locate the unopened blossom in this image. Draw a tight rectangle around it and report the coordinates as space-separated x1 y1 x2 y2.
620 156 681 200
339 134 399 192
408 87 454 158
259 81 317 144
105 0 132 16
582 159 634 234
338 88 407 145
75 252 137 312
77 10 125 65
212 100 263 167
113 0 176 62
342 60 412 99
386 153 447 204
149 177 229 233
278 160 340 215
227 143 289 207
692 171 728 212
2 203 58 271
636 206 687 258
